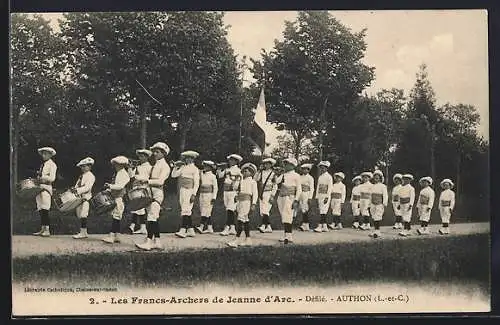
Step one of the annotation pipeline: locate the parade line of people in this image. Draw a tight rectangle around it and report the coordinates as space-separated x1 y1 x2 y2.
25 144 456 250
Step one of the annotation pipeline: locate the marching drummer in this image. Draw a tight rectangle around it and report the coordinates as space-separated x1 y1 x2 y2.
350 175 362 229
314 161 333 233
329 171 346 230
391 173 404 230
72 157 96 239
102 156 130 244
298 163 314 232
276 158 302 244
358 171 373 231
416 176 435 235
172 150 201 238
398 174 416 237
217 154 243 236
256 157 278 234
32 147 58 237
438 179 456 235
195 160 218 234
368 170 388 239
135 142 171 251
127 149 153 235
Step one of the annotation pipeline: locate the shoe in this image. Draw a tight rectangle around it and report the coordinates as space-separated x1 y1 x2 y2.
372 230 381 238
393 223 399 229
285 233 293 243
186 228 196 237
227 238 241 248
129 224 136 233
202 225 214 234
258 224 266 233
195 225 204 234
40 227 51 237
314 225 323 233
438 227 450 235
220 226 230 236
228 225 237 235
264 225 273 233
417 227 429 235
73 231 88 239
102 233 115 244
279 234 287 242
175 228 187 238
32 228 44 236
352 222 360 229
335 223 343 230
327 223 336 230
398 230 410 237
114 234 121 243
152 238 164 250
133 224 147 235
240 237 252 246
322 223 329 232
136 238 153 251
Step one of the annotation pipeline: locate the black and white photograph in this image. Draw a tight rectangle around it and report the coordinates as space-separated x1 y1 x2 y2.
10 9 490 316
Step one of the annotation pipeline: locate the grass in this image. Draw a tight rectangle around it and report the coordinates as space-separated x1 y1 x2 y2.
12 233 490 290
12 192 489 235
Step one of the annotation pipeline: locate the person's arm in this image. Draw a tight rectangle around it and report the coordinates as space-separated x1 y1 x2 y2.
428 189 435 210
326 175 333 197
309 176 315 200
211 174 218 201
341 184 346 203
40 162 57 183
410 187 415 206
294 174 302 201
383 185 388 207
252 180 259 205
109 171 129 190
170 166 182 178
149 163 170 186
270 173 278 197
193 168 200 194
76 174 95 195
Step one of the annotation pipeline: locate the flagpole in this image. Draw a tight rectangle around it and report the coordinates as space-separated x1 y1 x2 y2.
261 69 266 157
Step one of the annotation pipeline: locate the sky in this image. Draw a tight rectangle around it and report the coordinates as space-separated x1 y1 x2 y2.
34 10 489 144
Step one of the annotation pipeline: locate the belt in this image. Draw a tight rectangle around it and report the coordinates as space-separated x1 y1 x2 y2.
237 193 252 201
371 193 383 205
224 183 235 191
317 184 328 194
392 195 400 202
400 197 411 204
361 192 370 199
200 185 214 193
179 177 194 189
352 194 360 201
279 186 296 197
263 185 274 192
301 184 311 192
331 192 342 199
419 195 430 205
441 200 451 207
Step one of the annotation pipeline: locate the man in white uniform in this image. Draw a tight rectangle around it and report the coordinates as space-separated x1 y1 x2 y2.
298 163 314 231
256 158 278 233
314 161 333 233
416 176 435 235
127 149 153 235
102 156 130 244
217 154 243 236
398 174 416 237
350 175 362 229
72 157 96 239
438 179 456 235
358 171 373 230
135 142 171 250
276 158 302 244
368 170 388 238
391 173 403 230
172 150 201 238
329 172 346 230
195 160 218 234
32 147 58 237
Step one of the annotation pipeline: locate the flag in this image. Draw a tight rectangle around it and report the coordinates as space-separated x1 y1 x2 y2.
248 87 267 155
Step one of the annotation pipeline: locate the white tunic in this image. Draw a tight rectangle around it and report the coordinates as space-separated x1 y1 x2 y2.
276 170 302 224
370 183 388 206
300 174 315 200
331 182 346 202
37 159 57 194
417 186 435 209
316 172 333 198
74 171 96 200
199 170 218 201
439 189 456 210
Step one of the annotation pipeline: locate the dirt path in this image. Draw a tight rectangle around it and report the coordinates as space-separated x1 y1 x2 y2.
12 222 489 258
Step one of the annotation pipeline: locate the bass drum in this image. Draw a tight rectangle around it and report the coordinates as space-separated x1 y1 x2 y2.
90 190 116 215
17 178 43 199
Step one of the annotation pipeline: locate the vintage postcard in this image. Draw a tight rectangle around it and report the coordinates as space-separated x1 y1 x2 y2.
10 9 490 316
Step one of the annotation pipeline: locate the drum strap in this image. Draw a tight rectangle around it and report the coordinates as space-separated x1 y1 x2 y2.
76 176 83 187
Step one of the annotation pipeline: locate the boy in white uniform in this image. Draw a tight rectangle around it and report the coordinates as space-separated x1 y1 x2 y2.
256 158 278 233
217 154 243 236
416 176 435 235
276 158 302 244
298 163 314 231
438 179 456 235
128 149 153 235
135 142 171 251
398 174 416 237
32 147 58 237
358 171 373 230
102 156 131 244
227 163 258 247
368 170 388 238
314 161 333 233
172 150 201 238
329 172 346 230
391 174 403 230
350 175 362 229
72 157 96 239
195 160 218 234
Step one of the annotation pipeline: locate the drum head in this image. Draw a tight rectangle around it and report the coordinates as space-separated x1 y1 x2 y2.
58 198 84 212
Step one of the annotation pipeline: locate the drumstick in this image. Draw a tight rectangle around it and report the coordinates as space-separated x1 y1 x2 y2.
135 79 163 106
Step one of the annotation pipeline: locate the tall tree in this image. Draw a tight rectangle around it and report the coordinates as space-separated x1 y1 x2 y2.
250 10 374 162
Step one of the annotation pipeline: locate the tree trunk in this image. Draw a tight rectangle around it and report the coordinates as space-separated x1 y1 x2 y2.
11 104 19 188
430 126 436 181
179 117 192 153
456 152 461 199
140 102 148 148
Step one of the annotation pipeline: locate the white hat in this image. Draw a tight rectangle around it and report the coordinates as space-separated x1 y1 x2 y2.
419 176 433 185
393 173 403 181
283 157 298 167
352 175 362 183
241 162 257 174
402 174 414 180
37 147 56 157
110 155 129 165
334 172 345 180
440 178 454 188
262 158 277 166
318 161 331 168
227 154 243 162
135 149 152 157
150 142 170 155
301 163 313 170
181 150 200 158
373 170 384 178
76 157 95 167
202 160 216 168
361 171 373 178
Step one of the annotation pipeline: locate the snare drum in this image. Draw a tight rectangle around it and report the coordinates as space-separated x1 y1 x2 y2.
17 178 43 199
90 190 116 215
127 186 153 211
54 189 84 212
